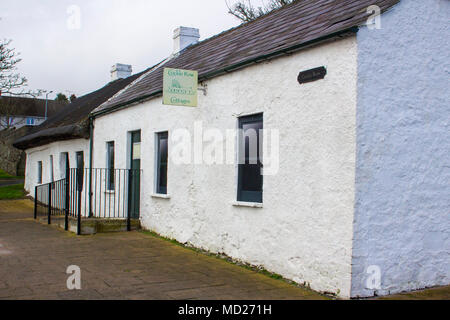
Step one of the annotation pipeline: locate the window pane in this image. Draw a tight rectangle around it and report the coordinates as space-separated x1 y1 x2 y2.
60 153 69 179
49 155 54 182
242 164 262 191
75 152 84 191
238 114 263 203
107 142 115 190
76 152 84 169
243 121 262 163
37 161 42 184
157 132 168 194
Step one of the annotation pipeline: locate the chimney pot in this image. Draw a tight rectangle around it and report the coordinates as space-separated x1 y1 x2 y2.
111 63 132 81
173 26 200 54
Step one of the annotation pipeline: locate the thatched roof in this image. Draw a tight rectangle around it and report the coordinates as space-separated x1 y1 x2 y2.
0 96 66 118
13 71 145 150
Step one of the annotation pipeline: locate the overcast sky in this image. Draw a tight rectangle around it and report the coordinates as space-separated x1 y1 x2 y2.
0 0 251 99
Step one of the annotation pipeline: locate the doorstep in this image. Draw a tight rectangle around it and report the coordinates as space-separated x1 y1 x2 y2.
35 215 140 235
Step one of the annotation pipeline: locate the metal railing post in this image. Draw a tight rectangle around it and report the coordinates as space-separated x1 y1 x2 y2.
127 203 131 232
77 168 82 236
47 183 52 225
127 170 131 231
89 167 93 218
65 167 70 231
77 191 81 235
34 186 38 219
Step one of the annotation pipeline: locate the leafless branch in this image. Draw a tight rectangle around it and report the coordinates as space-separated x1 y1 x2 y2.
226 0 296 23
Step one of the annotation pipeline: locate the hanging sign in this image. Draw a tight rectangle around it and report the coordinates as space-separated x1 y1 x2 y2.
163 68 198 107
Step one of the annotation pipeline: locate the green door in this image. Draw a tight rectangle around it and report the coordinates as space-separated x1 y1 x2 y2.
128 131 141 219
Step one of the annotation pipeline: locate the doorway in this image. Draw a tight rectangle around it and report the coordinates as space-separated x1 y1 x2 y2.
128 130 141 219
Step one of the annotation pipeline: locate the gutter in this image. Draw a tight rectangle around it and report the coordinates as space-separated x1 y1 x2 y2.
91 26 359 119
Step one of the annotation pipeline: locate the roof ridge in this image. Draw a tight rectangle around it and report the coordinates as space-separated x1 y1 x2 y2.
93 58 170 115
185 0 308 52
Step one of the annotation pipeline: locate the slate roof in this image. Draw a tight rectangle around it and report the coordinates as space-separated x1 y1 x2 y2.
0 96 66 118
93 0 399 116
13 72 146 150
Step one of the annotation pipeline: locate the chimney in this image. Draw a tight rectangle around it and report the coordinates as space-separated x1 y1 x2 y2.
111 63 132 81
173 26 200 54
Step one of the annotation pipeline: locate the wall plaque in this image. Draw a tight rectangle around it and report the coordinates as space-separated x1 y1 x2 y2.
297 66 327 84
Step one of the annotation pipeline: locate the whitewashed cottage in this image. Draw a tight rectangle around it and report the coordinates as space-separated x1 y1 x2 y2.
16 0 449 298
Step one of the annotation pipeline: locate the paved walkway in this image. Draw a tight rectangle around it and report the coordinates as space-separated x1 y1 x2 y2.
0 200 327 300
1 200 448 300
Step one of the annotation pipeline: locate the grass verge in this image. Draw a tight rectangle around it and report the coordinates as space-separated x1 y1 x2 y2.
0 183 26 200
0 169 23 180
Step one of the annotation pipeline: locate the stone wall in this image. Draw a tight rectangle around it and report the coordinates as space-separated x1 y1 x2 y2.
0 127 32 176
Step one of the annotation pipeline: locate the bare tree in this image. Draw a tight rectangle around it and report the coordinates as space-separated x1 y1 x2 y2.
0 39 43 129
0 39 27 96
226 0 296 23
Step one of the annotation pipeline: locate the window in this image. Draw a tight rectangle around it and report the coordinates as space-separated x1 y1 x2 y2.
156 132 168 194
26 117 35 126
37 161 42 184
76 151 84 191
237 114 263 203
59 152 69 179
49 155 54 182
107 142 115 190
76 151 84 169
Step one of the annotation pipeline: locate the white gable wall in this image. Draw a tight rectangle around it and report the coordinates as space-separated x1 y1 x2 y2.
92 36 358 297
351 0 450 297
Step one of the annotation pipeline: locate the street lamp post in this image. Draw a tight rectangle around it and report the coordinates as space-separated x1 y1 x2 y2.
45 91 53 120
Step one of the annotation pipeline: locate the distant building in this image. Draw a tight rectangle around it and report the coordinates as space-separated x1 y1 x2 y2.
0 96 66 130
0 96 67 175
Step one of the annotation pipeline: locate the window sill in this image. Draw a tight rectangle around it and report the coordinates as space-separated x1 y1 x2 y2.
232 201 263 208
151 193 171 199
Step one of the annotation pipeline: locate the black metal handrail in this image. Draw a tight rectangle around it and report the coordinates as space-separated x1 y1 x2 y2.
34 167 142 235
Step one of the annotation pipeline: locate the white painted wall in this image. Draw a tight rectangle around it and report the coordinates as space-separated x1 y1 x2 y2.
93 36 358 297
24 138 90 194
351 0 450 297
